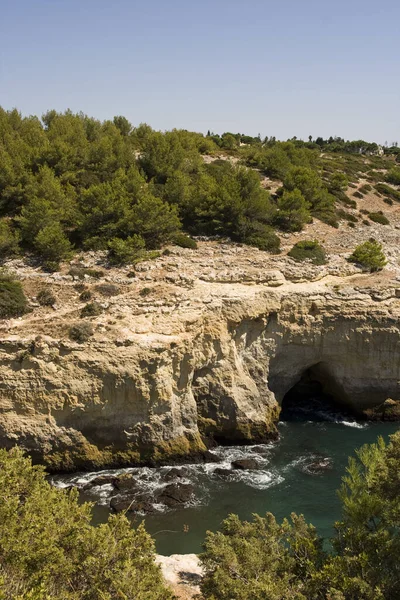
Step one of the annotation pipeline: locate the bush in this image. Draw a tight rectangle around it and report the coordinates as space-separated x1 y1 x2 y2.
383 197 393 205
245 226 281 253
375 183 400 201
363 219 371 226
68 321 94 342
172 233 198 249
369 211 389 225
80 301 103 317
353 191 363 199
288 240 327 265
95 283 120 297
79 290 92 301
386 168 400 185
0 220 20 259
0 448 172 600
0 272 28 318
348 239 387 271
69 266 104 280
275 189 311 232
33 222 72 270
107 235 146 265
359 184 372 193
140 287 152 297
37 288 56 306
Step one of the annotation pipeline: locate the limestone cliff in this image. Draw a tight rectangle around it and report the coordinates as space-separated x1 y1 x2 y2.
1 241 400 470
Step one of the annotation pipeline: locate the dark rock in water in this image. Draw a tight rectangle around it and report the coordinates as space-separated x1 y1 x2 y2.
232 458 259 470
83 475 116 489
249 445 270 455
302 458 333 475
157 483 194 507
213 467 232 478
112 474 140 492
163 467 185 482
202 450 221 463
110 492 155 514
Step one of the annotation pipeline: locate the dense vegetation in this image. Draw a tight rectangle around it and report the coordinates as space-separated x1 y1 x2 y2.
201 432 400 600
0 448 172 600
0 108 398 269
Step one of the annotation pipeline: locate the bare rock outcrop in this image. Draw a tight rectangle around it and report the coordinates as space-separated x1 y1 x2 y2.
0 242 399 470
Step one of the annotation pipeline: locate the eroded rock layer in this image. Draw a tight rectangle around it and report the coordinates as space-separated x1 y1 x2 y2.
1 242 400 470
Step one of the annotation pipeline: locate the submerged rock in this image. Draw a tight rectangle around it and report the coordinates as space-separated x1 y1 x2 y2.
232 458 259 470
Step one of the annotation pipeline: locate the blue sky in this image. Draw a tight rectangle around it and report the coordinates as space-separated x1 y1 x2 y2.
1 0 399 142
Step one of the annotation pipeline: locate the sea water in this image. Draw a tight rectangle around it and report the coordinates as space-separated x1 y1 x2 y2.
52 419 399 555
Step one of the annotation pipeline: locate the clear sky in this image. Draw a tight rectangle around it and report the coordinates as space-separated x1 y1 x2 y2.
1 0 399 142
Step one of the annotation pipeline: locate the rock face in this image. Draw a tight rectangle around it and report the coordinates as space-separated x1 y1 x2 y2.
1 242 400 470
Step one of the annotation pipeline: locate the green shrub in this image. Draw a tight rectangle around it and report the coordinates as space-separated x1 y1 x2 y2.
0 272 28 318
287 240 327 265
336 209 357 223
363 219 371 226
79 290 92 301
80 301 103 317
0 448 172 600
348 239 387 271
172 233 198 249
37 288 56 306
375 183 400 201
348 221 356 228
33 222 72 270
359 184 372 193
369 211 389 225
353 191 364 199
383 197 393 205
275 189 311 232
0 220 20 259
242 222 281 253
107 235 146 265
69 266 104 280
140 287 152 297
95 283 120 297
68 322 94 342
386 168 400 185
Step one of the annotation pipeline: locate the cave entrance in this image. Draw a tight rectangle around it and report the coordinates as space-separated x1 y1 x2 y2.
280 362 355 422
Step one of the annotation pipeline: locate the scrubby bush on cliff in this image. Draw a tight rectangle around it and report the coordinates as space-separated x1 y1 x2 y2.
201 432 400 600
37 288 56 306
288 240 327 265
107 234 146 265
80 301 103 318
0 448 173 600
348 239 387 272
172 233 198 249
0 271 28 318
68 321 94 342
368 211 389 225
0 219 20 259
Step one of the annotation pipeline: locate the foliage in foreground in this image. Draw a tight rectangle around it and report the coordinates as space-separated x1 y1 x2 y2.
201 431 400 600
0 449 172 600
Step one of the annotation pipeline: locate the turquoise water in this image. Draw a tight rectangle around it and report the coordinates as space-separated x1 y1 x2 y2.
54 420 399 555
